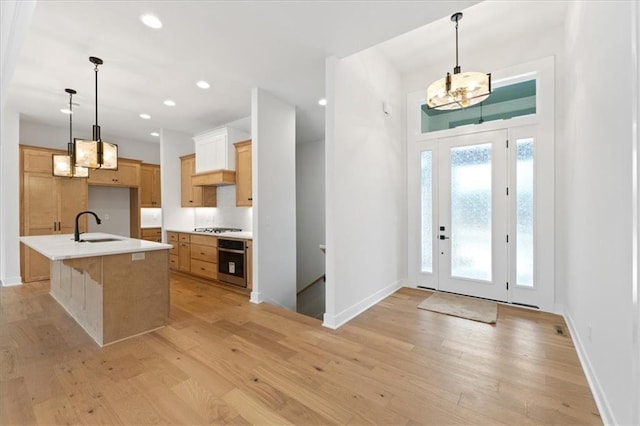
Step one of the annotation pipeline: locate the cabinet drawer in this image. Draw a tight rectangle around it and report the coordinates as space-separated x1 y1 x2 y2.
179 233 190 242
190 259 217 279
190 243 217 262
169 244 178 255
167 232 179 243
141 227 161 237
169 254 178 269
190 234 217 247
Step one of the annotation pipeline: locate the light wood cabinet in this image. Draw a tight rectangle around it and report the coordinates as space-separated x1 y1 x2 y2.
167 232 179 269
88 159 140 187
180 154 216 207
141 227 162 242
140 164 161 207
234 140 252 206
20 146 88 282
189 234 218 280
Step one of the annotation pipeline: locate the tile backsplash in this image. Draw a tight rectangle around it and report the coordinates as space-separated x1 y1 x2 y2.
194 185 252 231
141 208 162 228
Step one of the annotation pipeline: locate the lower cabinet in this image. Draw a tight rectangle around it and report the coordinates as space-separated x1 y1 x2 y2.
189 234 218 280
167 232 218 280
141 227 162 242
168 232 179 269
166 231 251 289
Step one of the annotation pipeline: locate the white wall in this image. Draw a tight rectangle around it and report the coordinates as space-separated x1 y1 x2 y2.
88 186 131 236
296 139 325 291
558 2 637 425
1 0 34 286
20 119 160 164
0 107 22 286
160 128 195 234
324 46 406 329
251 88 297 310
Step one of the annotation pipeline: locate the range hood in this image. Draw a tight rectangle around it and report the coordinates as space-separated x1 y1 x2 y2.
191 169 236 186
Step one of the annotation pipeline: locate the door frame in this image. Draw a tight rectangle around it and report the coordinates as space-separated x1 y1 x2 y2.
406 56 556 312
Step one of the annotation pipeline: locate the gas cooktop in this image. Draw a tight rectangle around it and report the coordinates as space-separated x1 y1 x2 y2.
193 227 242 234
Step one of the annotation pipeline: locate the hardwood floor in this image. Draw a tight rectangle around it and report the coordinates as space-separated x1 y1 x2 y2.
0 273 601 425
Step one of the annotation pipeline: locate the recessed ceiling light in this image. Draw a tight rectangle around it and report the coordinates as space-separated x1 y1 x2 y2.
150 132 160 137
163 99 176 106
318 98 327 106
140 113 151 120
196 81 210 89
140 14 162 29
60 108 73 114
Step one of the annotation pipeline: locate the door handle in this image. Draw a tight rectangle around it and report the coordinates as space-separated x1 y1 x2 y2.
439 235 450 240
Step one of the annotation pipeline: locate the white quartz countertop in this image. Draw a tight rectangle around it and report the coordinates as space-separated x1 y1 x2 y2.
20 233 173 261
166 229 253 240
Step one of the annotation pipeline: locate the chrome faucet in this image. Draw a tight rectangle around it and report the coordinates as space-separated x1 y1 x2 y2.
74 211 102 241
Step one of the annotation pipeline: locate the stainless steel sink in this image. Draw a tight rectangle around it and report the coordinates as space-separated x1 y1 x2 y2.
79 238 123 243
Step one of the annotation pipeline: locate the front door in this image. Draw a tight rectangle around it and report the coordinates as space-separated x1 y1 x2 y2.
437 130 508 301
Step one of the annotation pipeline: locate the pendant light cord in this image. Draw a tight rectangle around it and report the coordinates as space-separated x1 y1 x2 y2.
455 20 459 70
69 91 73 147
94 64 99 131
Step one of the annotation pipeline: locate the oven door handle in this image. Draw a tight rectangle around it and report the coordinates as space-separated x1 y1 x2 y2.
218 248 245 254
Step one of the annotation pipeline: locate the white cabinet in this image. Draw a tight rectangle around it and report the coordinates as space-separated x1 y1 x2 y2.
194 127 250 173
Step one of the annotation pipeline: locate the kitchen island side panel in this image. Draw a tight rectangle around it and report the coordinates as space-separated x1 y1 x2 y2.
102 250 169 344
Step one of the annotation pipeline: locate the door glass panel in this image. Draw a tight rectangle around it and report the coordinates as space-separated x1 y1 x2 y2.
450 143 492 281
516 139 534 286
421 150 433 273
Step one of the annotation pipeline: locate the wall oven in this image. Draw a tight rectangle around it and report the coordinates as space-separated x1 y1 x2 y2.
217 238 246 287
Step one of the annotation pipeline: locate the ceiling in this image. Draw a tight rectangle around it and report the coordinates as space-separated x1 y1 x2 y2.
8 0 483 146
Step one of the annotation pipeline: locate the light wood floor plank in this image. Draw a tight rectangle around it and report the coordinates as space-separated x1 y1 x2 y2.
0 274 601 425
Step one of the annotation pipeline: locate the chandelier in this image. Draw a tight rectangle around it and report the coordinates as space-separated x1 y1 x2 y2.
52 89 88 178
73 56 118 170
426 12 491 110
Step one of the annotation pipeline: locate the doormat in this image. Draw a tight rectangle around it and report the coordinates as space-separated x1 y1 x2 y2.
417 292 497 324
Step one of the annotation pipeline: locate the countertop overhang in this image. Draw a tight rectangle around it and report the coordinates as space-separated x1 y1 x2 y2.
20 233 173 260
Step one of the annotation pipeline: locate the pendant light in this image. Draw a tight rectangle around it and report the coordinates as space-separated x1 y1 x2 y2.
74 56 118 170
52 89 88 178
426 12 491 110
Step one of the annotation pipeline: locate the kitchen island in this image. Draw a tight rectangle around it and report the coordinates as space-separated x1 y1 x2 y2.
19 233 172 346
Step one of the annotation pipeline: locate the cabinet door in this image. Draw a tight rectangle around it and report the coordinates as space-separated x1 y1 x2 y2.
235 140 252 206
140 165 154 207
181 155 200 207
23 173 58 234
58 176 88 234
88 168 118 185
21 229 52 282
178 241 191 272
152 166 161 206
116 161 140 187
140 164 160 206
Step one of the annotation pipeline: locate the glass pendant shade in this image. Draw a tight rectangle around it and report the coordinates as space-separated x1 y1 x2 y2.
74 138 100 169
99 142 118 170
427 71 491 110
52 154 73 177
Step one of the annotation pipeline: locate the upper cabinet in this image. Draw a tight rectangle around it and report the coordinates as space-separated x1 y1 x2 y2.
180 154 216 207
193 126 250 173
140 163 161 207
234 140 252 206
88 159 141 187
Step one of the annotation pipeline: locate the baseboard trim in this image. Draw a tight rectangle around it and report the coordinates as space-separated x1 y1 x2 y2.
250 291 262 304
1 276 23 287
322 279 403 329
563 310 616 426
